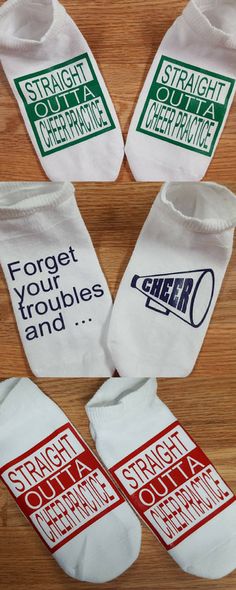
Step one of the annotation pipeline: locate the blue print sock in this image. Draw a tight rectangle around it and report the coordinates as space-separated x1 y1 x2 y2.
108 182 236 376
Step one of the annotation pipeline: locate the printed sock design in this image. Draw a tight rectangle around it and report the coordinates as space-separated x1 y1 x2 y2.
108 182 236 377
131 269 215 329
0 378 141 583
0 0 124 181
0 182 114 377
15 54 116 158
125 0 236 180
86 378 236 580
136 57 234 158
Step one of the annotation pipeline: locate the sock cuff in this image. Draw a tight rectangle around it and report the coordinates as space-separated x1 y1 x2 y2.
0 378 37 426
183 0 236 49
0 377 21 404
86 378 158 427
0 181 74 220
158 182 236 234
0 377 65 434
0 0 66 50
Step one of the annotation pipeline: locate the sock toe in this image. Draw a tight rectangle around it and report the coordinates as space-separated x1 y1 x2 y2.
71 505 141 583
184 534 236 580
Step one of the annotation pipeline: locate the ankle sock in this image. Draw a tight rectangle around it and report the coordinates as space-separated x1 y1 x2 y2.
86 377 236 580
0 377 141 583
108 182 236 377
0 0 124 181
0 182 114 377
125 0 236 181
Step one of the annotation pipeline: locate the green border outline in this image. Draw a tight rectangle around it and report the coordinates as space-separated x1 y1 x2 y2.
14 53 116 157
136 55 235 157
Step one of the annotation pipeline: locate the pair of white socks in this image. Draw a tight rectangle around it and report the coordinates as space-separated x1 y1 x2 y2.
0 0 235 181
86 377 236 580
0 377 141 583
2 376 236 582
0 181 235 377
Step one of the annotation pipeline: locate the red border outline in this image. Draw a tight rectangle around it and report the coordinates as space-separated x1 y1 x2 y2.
110 421 236 550
0 422 124 553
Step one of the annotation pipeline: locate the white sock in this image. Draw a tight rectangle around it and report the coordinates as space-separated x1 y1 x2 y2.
0 378 141 583
86 378 236 580
125 0 236 181
108 182 236 377
0 0 124 181
0 182 114 377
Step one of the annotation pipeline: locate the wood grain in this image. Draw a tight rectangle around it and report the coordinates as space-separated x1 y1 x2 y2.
0 0 235 181
0 376 236 590
0 182 235 378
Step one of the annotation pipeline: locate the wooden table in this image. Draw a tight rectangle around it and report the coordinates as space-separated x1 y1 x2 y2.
0 0 235 182
0 1 236 589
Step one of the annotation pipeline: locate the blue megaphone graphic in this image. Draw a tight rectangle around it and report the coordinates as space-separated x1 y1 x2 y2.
131 269 215 328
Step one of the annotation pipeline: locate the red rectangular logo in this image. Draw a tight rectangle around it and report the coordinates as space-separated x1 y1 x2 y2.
0 423 124 553
110 421 236 550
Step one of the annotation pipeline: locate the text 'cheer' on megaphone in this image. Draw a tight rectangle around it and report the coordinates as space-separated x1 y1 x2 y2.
131 269 215 328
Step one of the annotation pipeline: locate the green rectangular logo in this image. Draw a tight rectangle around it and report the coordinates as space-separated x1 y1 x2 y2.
137 56 235 156
14 53 116 157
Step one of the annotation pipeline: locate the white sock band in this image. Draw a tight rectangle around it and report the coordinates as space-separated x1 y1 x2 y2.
125 0 236 181
86 377 236 580
0 0 124 181
0 182 114 376
108 182 236 377
0 377 141 583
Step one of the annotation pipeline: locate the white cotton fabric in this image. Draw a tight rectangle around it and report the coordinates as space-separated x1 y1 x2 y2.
0 182 114 377
125 0 236 181
86 377 236 579
0 0 124 181
108 182 236 377
0 378 141 583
